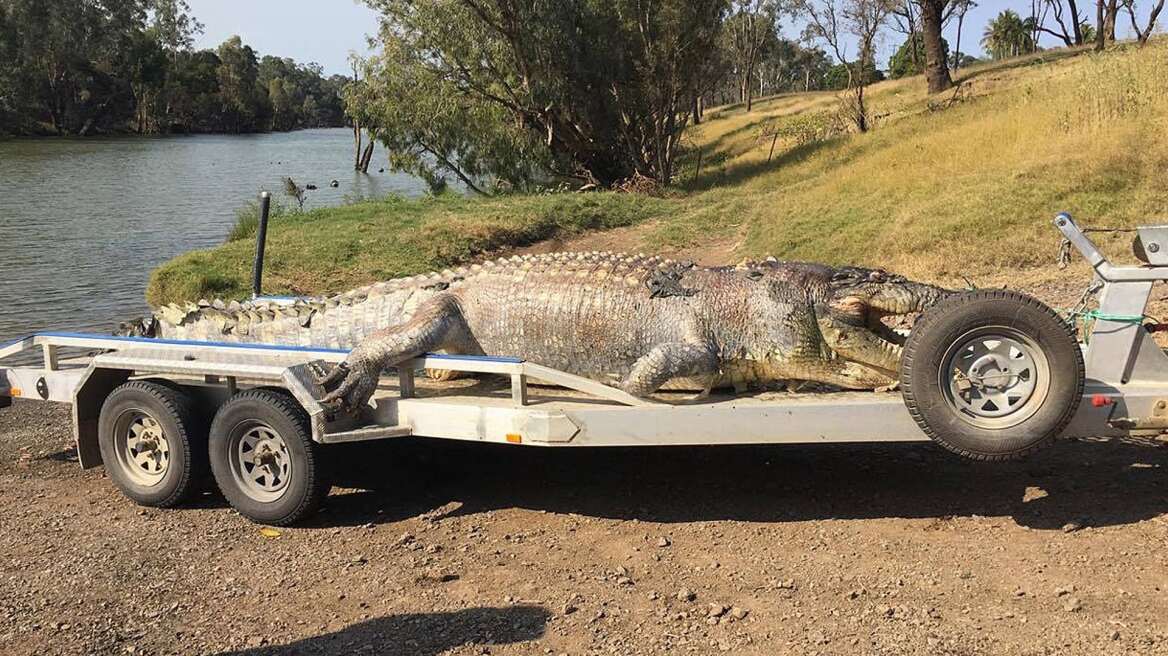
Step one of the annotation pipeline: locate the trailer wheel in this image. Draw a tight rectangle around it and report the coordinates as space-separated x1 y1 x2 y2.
900 289 1084 461
208 389 330 526
98 381 207 508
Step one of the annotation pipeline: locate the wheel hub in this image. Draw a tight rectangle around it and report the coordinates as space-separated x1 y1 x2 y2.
942 328 1051 429
967 354 1017 390
118 412 170 486
232 424 292 502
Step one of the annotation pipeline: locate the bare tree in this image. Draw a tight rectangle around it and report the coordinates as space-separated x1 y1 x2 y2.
1123 0 1166 45
1041 0 1086 44
798 0 894 132
1095 0 1120 49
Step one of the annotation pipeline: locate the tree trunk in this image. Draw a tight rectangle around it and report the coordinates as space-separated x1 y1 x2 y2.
692 95 700 125
1104 0 1118 40
953 13 965 72
358 139 375 173
1095 0 1106 51
919 0 954 94
1069 0 1083 44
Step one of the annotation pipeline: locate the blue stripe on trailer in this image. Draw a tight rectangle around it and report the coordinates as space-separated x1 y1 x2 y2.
17 332 525 364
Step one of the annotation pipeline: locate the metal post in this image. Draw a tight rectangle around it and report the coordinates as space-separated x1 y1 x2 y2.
252 191 271 299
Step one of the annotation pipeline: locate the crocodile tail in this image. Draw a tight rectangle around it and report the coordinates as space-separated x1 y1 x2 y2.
144 267 474 348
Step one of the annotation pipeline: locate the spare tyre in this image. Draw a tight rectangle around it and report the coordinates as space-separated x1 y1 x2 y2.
900 289 1084 461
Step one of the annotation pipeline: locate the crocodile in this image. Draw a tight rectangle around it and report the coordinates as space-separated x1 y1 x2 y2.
123 249 953 403
122 252 951 410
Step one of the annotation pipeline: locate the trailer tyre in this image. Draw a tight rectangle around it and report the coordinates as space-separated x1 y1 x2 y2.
901 289 1084 461
208 389 329 526
98 381 207 508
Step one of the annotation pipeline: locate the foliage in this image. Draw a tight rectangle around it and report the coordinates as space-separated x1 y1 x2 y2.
0 0 347 135
723 0 782 110
824 60 885 89
981 10 1037 60
888 33 949 78
352 0 729 188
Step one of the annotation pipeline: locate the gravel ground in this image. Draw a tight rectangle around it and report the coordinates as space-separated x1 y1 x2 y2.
1 397 1167 656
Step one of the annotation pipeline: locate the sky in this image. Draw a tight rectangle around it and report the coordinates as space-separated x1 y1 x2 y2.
188 0 1160 76
190 0 380 75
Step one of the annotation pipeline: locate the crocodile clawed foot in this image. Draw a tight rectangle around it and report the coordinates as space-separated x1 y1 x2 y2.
308 361 349 391
319 362 379 413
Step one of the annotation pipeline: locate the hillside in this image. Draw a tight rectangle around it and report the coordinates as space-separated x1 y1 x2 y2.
147 41 1168 306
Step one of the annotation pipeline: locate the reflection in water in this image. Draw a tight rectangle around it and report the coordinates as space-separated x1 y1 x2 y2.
0 129 432 342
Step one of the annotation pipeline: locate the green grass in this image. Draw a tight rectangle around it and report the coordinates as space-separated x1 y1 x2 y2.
147 192 669 305
149 40 1168 305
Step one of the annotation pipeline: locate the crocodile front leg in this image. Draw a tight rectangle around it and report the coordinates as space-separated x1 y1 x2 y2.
621 342 720 397
318 294 470 411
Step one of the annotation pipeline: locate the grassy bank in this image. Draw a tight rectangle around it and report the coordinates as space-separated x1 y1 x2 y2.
149 41 1168 305
147 192 668 305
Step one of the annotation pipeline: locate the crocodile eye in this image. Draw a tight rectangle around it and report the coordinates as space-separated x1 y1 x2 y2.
830 271 860 286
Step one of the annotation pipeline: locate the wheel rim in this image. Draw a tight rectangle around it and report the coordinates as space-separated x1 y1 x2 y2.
114 409 171 486
227 420 292 503
939 326 1052 430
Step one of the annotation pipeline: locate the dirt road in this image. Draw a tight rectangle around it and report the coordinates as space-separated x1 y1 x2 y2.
2 394 1167 656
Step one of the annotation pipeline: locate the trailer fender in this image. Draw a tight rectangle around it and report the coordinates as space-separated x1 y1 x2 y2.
73 367 132 468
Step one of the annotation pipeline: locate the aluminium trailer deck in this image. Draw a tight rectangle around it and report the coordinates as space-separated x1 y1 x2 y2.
0 328 1148 472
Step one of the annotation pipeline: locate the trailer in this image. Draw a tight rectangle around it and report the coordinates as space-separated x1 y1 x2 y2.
3 214 1168 525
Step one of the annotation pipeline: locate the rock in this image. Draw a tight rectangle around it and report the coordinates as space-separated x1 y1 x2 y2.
1054 585 1075 597
616 576 634 586
1062 520 1085 533
561 604 578 615
708 604 729 618
729 607 749 621
1110 629 1121 641
657 537 671 548
305 184 318 190
1062 597 1083 612
677 588 696 602
329 180 340 188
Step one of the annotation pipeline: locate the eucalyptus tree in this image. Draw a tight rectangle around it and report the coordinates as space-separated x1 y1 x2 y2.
355 0 729 189
725 0 782 111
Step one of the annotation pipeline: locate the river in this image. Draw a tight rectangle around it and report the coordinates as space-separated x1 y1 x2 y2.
0 128 431 346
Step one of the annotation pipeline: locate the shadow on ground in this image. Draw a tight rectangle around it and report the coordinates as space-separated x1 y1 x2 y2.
316 435 1168 532
216 605 549 656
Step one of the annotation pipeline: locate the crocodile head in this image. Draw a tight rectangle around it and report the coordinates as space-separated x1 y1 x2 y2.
826 266 952 321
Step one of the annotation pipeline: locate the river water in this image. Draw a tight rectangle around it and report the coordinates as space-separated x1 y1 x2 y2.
0 128 429 346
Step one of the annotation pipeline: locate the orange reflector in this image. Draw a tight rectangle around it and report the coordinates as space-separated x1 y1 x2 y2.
1091 394 1113 407
8 387 20 397
505 433 523 444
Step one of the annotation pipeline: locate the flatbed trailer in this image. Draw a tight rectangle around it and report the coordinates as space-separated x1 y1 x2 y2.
3 214 1168 525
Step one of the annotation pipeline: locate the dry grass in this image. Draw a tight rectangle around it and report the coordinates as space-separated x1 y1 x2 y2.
149 41 1168 304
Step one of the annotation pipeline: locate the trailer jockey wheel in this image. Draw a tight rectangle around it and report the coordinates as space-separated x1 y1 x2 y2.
98 381 208 508
900 290 1085 461
208 389 330 526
